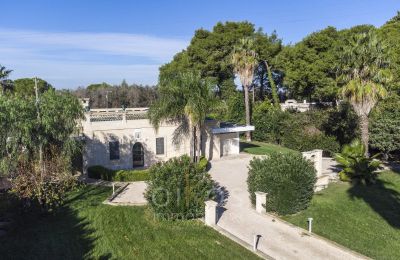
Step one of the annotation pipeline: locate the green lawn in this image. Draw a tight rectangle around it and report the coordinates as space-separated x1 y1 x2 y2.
0 186 259 259
240 141 297 155
283 170 400 259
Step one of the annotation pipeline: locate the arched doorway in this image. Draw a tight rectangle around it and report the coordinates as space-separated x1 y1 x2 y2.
132 142 144 167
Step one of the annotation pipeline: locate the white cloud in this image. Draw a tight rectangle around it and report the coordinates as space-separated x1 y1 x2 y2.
0 28 189 88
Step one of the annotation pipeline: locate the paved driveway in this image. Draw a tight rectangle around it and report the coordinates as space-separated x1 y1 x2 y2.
209 154 366 260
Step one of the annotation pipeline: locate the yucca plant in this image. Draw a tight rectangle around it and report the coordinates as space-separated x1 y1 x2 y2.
335 139 381 184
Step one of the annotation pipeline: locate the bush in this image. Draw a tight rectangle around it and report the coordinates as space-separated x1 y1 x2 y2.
252 101 289 144
87 165 114 181
87 165 149 182
282 132 340 156
252 103 340 155
196 156 209 171
322 102 359 146
113 169 149 182
145 155 214 220
247 153 317 215
370 96 400 159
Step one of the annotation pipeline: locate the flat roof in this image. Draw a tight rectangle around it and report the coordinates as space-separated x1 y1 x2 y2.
211 125 255 134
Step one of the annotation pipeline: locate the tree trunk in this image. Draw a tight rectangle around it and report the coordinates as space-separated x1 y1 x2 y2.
265 61 279 107
244 85 252 141
360 114 369 157
192 125 197 162
196 124 201 162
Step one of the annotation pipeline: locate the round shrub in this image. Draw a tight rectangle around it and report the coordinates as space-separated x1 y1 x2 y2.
145 155 214 220
247 152 317 215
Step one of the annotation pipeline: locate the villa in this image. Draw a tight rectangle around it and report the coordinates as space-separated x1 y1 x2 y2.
79 99 254 173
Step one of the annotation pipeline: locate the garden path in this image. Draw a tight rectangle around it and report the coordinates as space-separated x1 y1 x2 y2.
107 181 147 206
209 154 368 260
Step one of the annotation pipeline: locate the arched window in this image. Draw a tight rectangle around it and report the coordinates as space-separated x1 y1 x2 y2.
132 142 144 167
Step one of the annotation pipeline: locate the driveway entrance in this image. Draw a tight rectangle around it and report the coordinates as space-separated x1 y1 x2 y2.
208 154 366 260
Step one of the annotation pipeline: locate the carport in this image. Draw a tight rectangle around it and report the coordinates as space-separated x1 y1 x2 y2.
204 122 254 160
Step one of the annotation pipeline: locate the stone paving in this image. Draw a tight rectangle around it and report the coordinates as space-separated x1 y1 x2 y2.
209 154 368 260
108 181 147 206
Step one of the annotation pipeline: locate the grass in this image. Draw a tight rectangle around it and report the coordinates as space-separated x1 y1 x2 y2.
240 141 297 155
0 186 259 259
282 170 400 259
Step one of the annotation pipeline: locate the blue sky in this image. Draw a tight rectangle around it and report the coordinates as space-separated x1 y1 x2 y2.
1 0 399 88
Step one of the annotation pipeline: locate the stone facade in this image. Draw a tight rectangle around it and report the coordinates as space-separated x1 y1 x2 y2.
80 106 254 173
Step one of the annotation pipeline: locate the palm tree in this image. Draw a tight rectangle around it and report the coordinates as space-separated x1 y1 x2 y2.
232 37 258 141
335 139 381 184
148 71 217 162
0 65 13 95
337 31 390 156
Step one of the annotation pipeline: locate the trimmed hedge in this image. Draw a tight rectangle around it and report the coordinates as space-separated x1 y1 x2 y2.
145 155 214 220
247 152 317 215
87 165 149 182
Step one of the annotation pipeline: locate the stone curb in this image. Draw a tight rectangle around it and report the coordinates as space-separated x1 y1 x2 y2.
260 211 371 260
200 219 273 260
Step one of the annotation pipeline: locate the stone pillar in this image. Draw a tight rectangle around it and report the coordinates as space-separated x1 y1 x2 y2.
204 200 218 226
255 192 267 214
314 149 323 178
302 150 323 178
122 112 127 124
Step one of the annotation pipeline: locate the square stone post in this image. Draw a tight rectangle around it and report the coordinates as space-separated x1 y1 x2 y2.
204 200 218 226
314 149 323 178
255 192 267 214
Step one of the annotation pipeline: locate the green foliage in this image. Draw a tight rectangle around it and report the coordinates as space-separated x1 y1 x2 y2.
275 26 339 101
252 103 340 155
0 186 259 259
335 139 381 184
87 165 114 180
144 155 214 220
149 71 219 160
223 91 245 123
196 156 209 171
282 131 340 156
379 12 400 93
322 102 359 146
252 101 288 143
13 78 54 97
247 153 316 215
87 165 149 182
370 95 400 157
0 64 13 94
160 22 281 100
0 89 84 211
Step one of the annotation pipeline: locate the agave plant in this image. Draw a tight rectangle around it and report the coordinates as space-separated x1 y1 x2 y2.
335 139 381 184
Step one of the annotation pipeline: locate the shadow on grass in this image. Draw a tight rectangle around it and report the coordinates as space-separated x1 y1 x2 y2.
348 179 400 229
239 141 260 153
0 187 112 259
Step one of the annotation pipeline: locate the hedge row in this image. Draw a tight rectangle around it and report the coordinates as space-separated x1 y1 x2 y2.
87 165 149 182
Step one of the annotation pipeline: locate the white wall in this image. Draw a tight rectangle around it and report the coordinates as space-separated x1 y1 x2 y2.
82 116 190 170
